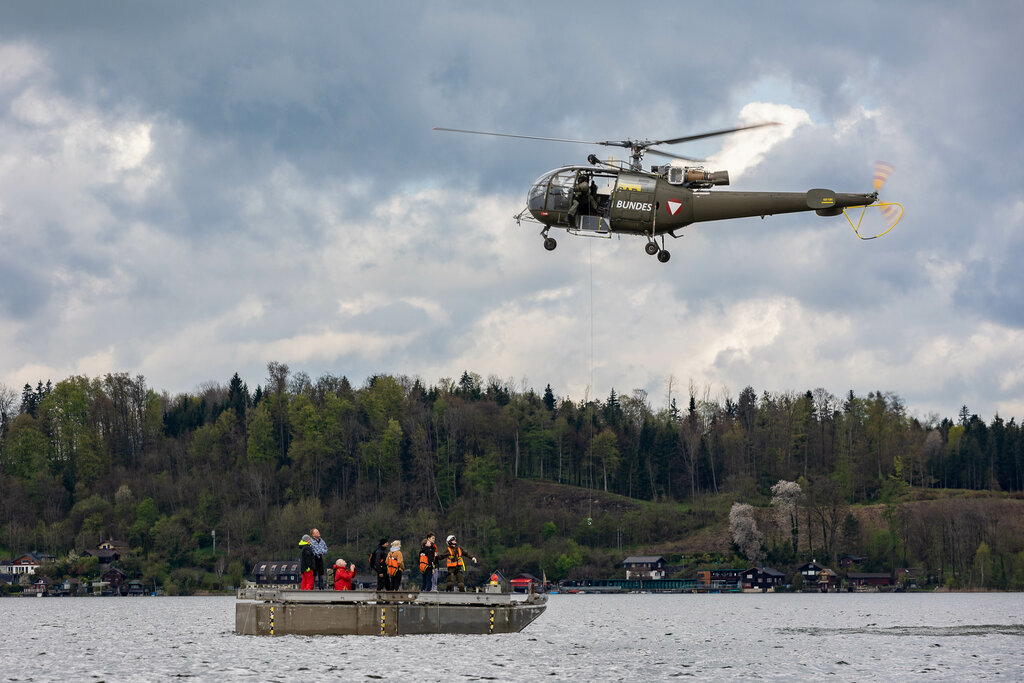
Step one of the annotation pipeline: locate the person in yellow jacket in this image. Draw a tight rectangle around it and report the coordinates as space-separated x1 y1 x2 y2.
384 540 405 590
438 535 477 592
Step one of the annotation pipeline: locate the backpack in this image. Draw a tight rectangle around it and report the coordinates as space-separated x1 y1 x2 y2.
419 552 429 573
385 551 400 576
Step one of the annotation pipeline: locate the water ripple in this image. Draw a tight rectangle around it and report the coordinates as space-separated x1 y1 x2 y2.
1 593 1023 681
780 624 1024 637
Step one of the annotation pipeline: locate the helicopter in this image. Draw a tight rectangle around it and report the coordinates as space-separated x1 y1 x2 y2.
433 124 900 263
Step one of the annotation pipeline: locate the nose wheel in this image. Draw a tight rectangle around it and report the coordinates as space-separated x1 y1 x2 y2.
657 249 671 263
644 241 659 256
543 237 557 251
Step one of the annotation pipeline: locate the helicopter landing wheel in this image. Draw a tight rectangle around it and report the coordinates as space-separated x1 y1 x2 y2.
644 242 659 256
657 249 671 263
543 237 557 251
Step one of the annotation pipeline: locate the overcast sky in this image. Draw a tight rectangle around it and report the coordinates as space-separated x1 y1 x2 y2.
2 1 1022 422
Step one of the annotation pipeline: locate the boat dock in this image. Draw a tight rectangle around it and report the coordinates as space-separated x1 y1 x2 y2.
235 588 547 636
561 578 742 593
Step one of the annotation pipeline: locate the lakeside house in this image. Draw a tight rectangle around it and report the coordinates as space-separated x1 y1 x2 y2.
509 573 541 593
742 566 785 591
623 556 666 580
100 567 128 595
1 552 56 578
840 554 866 567
253 560 301 588
56 577 89 596
696 568 745 589
797 560 839 591
83 540 130 571
847 572 895 588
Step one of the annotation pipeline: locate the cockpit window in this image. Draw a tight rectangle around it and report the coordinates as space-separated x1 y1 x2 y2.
528 176 547 210
529 168 576 211
528 168 620 214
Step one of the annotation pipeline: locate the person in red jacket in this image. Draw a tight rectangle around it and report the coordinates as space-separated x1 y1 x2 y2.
333 559 356 590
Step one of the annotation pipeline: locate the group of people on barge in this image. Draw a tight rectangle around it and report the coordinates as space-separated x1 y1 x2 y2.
299 528 477 592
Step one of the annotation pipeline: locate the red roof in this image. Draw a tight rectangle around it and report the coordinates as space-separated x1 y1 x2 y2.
509 574 540 585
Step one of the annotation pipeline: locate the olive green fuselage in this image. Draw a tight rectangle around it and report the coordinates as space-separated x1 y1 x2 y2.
527 168 876 237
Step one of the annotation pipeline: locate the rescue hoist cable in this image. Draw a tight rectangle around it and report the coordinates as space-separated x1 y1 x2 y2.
587 241 595 521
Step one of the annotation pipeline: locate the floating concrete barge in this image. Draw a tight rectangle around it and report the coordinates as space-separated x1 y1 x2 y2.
235 588 547 636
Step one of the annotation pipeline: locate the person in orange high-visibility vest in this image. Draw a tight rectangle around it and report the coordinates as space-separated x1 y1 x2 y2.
419 534 437 592
438 535 477 592
384 540 404 590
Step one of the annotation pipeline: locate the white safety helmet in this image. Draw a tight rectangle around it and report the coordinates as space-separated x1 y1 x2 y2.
446 535 456 544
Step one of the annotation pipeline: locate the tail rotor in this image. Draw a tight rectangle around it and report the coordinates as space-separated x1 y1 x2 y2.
873 161 899 223
845 161 903 239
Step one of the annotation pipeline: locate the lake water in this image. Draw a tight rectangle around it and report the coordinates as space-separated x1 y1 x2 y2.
2 593 1022 681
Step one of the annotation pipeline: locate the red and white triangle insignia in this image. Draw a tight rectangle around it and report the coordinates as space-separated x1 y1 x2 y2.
666 199 683 216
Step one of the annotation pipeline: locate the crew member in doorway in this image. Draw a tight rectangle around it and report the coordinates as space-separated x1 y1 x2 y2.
567 172 591 228
589 177 600 214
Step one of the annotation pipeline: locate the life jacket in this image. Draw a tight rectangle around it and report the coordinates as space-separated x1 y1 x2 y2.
386 551 400 576
446 545 464 570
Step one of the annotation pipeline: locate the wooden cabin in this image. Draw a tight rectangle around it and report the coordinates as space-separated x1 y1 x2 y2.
847 572 894 588
742 566 785 591
101 567 128 595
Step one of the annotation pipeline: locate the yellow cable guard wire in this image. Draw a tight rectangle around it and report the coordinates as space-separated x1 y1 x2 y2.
842 201 903 240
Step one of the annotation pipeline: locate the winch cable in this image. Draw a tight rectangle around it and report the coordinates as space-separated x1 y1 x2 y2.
587 240 595 522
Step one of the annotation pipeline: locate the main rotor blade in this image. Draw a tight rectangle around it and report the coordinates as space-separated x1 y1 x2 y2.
434 122 780 158
433 127 604 146
650 121 780 147
644 147 705 163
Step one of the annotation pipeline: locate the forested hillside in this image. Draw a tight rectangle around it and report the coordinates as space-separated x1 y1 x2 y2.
1 365 1022 591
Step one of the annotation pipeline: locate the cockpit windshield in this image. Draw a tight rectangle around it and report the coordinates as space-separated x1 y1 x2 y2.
528 168 575 212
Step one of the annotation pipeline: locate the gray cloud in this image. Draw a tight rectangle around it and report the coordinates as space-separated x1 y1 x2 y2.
0 1 1022 421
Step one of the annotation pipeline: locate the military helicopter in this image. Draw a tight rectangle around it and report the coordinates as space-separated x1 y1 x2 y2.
434 124 900 263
